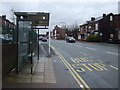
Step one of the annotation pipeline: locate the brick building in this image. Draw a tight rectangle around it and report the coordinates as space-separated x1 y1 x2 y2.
53 25 66 40
0 15 16 43
79 13 120 42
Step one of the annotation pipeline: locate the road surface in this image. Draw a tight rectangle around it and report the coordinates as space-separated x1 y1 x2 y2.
50 40 118 88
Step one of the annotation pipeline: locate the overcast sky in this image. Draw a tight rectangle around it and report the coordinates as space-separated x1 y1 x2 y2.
0 0 119 34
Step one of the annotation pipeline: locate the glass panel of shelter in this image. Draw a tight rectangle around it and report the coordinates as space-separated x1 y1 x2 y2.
18 21 31 70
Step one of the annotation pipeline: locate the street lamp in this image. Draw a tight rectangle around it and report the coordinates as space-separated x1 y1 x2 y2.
43 16 45 20
20 16 23 19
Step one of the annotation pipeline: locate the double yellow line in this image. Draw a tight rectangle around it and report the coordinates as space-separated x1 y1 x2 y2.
51 46 91 90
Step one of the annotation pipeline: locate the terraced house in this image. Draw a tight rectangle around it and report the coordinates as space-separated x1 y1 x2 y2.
1 15 16 43
79 13 120 43
53 25 66 40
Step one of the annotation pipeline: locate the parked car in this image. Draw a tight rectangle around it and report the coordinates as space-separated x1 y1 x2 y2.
39 36 43 40
66 37 76 43
108 38 119 44
42 37 47 42
0 34 12 43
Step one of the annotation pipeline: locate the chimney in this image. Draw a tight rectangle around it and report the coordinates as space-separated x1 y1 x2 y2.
91 17 95 21
2 15 6 19
86 21 90 24
103 14 106 17
55 25 58 28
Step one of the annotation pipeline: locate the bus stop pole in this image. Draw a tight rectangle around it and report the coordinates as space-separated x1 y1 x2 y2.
16 18 19 74
48 29 51 56
38 29 39 60
30 24 33 74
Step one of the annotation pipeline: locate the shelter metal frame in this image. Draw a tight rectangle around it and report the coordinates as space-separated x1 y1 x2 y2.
15 12 50 74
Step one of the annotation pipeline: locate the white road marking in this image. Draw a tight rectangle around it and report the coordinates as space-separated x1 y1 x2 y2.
97 60 104 63
40 45 47 54
53 60 56 62
83 54 87 56
106 52 118 56
85 47 97 51
76 45 82 47
80 85 84 88
109 65 118 70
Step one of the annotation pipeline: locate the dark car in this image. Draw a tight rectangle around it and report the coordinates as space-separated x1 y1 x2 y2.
66 37 76 43
108 38 119 44
39 36 43 40
42 37 47 42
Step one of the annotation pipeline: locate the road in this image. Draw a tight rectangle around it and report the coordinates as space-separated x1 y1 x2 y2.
50 39 118 88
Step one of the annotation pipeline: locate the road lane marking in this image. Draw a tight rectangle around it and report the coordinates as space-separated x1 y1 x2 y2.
76 69 86 72
70 58 108 71
71 58 93 63
81 64 93 71
51 46 84 89
80 58 92 62
105 52 118 56
88 63 102 71
70 58 76 63
59 54 91 89
51 46 90 90
58 53 86 89
93 63 108 71
85 47 97 51
72 64 86 72
83 54 87 56
80 85 84 88
58 53 84 89
73 63 108 72
97 60 104 63
75 58 81 62
40 45 47 55
109 65 118 70
76 45 82 47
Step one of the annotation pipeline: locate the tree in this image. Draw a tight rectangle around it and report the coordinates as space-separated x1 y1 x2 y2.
66 23 79 39
10 8 18 24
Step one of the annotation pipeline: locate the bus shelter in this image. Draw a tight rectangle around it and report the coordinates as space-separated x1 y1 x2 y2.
14 12 50 74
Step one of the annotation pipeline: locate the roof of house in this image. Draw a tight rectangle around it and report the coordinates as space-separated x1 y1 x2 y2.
80 13 114 26
82 16 103 25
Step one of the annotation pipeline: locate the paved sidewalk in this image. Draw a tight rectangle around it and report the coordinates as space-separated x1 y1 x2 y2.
3 43 79 88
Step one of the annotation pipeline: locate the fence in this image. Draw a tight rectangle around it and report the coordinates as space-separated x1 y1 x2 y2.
2 43 17 77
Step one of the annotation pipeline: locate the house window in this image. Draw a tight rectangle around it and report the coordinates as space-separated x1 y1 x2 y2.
110 16 113 21
9 24 11 28
110 34 113 38
118 31 120 40
5 21 6 26
85 26 87 30
88 26 91 29
95 24 98 30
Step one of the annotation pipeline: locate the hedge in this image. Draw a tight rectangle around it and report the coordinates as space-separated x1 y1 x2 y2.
86 34 101 42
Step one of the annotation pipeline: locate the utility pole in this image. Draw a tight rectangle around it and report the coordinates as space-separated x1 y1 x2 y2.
48 29 51 57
